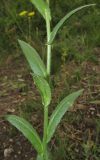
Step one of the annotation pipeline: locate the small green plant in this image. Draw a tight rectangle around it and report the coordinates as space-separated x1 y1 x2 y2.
5 1 96 159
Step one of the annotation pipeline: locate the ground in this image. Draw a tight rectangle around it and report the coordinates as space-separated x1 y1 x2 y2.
0 52 100 160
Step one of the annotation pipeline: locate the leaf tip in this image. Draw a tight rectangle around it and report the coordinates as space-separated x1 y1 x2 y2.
18 39 22 45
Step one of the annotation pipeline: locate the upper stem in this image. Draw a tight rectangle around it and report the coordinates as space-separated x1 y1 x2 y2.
46 0 49 5
45 10 51 76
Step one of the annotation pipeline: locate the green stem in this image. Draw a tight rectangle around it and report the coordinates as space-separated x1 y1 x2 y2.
46 0 49 5
43 107 48 160
28 17 31 41
42 2 51 159
45 10 51 76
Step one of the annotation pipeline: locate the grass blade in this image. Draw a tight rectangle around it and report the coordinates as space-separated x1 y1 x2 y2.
49 4 96 44
18 40 47 77
47 89 84 143
5 115 43 154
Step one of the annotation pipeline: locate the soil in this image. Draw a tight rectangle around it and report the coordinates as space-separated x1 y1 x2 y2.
0 53 100 160
0 57 41 160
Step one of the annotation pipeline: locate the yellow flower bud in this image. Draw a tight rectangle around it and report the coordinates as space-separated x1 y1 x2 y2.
19 11 28 16
28 11 35 17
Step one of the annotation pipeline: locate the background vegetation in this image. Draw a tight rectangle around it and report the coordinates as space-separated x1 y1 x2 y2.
0 0 100 66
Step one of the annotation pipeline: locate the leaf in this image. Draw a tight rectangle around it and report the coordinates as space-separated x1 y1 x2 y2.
47 89 83 143
31 0 51 20
37 149 51 160
18 40 47 78
32 74 51 107
37 155 43 160
49 4 96 44
5 115 43 154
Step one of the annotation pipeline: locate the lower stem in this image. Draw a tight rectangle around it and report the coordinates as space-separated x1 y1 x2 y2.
43 107 48 160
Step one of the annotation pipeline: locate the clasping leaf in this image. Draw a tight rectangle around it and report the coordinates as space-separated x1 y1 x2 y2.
37 155 43 160
47 89 84 143
32 75 51 107
18 40 47 78
49 4 96 44
5 115 43 154
31 0 51 20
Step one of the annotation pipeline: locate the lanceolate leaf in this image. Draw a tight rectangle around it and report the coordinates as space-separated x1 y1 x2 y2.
49 4 96 44
47 89 83 143
32 75 51 107
18 40 47 78
5 115 43 154
31 0 51 20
